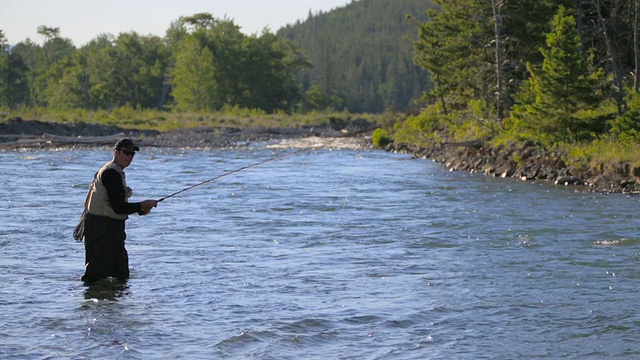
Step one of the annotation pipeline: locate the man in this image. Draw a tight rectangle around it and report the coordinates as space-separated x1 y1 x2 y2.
78 138 158 283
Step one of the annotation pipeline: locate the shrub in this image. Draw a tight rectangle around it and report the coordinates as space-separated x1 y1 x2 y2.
372 128 393 147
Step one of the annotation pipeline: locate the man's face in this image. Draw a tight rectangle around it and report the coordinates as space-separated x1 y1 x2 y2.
114 148 135 168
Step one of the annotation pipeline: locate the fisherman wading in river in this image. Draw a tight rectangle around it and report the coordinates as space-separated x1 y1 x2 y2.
74 138 158 283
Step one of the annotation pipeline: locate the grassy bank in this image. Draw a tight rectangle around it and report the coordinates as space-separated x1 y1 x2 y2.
378 107 640 173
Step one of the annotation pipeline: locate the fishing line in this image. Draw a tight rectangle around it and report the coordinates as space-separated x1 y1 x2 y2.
158 147 314 202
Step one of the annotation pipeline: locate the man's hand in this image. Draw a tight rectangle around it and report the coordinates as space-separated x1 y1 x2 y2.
140 199 159 215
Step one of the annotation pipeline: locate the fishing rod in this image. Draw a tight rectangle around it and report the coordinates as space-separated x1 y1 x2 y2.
158 147 313 202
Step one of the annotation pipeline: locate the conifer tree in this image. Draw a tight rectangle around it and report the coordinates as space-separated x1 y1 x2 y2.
0 30 9 107
509 6 600 144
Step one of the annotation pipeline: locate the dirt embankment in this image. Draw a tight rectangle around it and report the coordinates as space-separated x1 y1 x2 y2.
386 140 640 194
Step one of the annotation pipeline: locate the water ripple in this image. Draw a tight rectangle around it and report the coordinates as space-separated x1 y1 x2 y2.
1 148 640 358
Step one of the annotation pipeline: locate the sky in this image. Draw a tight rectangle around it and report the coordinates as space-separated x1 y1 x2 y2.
1 0 352 46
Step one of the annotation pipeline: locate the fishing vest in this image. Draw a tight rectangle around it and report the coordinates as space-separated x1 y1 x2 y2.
86 161 131 220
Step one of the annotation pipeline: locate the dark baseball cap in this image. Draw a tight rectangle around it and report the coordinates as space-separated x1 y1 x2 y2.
114 138 140 151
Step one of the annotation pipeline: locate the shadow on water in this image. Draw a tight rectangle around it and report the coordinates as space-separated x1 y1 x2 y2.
83 278 130 301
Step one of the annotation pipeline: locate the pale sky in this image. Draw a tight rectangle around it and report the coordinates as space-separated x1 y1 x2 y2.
2 0 353 46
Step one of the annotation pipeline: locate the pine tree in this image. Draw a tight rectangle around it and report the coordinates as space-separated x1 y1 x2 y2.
0 30 9 107
509 6 600 144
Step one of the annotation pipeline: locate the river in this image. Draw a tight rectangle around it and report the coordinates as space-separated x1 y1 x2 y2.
1 145 639 359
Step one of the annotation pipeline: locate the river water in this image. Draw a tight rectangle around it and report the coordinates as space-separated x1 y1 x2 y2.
1 145 640 359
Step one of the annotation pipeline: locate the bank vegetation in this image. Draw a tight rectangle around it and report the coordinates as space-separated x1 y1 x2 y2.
374 1 640 179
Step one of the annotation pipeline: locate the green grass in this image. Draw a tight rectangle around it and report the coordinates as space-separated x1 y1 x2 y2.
379 105 640 172
564 137 640 169
1 107 385 133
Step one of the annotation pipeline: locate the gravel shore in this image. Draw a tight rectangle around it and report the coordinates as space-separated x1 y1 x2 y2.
0 117 375 150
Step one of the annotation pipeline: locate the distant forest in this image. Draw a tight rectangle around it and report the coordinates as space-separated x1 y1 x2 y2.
0 16 307 114
278 0 432 113
0 0 433 115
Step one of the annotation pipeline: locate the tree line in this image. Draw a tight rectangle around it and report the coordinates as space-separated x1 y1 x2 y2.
404 0 640 147
0 1 435 115
0 14 308 113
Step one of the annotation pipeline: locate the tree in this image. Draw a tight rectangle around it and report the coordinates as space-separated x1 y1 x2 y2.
171 35 218 111
113 32 169 109
30 26 76 107
233 32 306 111
181 13 216 31
635 0 640 91
9 40 39 106
491 0 505 120
87 45 124 109
170 14 307 112
414 8 456 115
509 6 601 144
37 26 60 42
414 0 491 113
592 0 626 113
56 32 172 110
0 30 9 104
46 55 87 109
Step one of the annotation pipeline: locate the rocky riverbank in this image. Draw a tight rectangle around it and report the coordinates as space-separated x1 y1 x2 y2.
0 117 376 150
4 117 639 193
386 140 640 194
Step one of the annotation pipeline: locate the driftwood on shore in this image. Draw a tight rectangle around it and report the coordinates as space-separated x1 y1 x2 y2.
0 133 131 149
442 140 484 148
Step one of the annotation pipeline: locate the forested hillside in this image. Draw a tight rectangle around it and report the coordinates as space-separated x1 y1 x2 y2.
278 0 434 113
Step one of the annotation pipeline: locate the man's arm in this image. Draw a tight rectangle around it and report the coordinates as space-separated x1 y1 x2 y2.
102 169 143 215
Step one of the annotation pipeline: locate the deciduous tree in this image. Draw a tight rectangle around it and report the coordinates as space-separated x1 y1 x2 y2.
171 35 218 111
